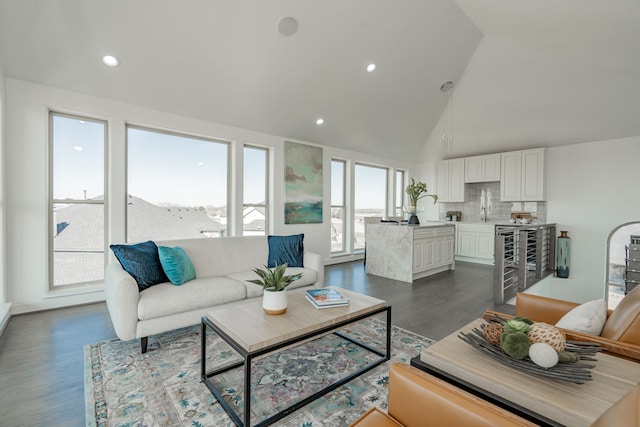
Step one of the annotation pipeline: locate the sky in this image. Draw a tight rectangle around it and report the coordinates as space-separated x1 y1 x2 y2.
53 114 396 209
53 115 266 206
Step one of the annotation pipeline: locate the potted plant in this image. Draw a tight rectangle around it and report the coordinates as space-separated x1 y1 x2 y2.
248 264 303 315
405 178 438 225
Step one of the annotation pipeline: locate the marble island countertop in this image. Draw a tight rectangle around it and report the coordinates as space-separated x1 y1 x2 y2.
407 221 454 227
444 220 552 227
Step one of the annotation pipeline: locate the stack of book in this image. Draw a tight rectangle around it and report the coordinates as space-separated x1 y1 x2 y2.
305 288 349 309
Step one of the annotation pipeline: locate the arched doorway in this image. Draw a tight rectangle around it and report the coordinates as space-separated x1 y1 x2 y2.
607 222 640 309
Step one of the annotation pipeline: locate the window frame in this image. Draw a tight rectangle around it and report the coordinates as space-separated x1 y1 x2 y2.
48 111 108 290
331 158 347 255
353 162 389 252
125 124 231 241
395 169 406 217
242 144 269 236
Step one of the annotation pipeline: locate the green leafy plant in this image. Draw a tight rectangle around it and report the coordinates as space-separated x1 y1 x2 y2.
503 318 532 334
248 264 303 292
405 178 438 208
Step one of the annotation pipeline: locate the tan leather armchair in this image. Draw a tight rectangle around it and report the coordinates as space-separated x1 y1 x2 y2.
350 362 536 427
485 285 640 361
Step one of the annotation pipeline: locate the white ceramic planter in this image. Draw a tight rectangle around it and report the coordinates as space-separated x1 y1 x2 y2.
262 289 288 315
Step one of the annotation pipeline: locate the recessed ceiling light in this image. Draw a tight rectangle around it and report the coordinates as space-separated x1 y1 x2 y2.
316 118 324 125
73 146 83 152
102 55 119 67
197 162 205 166
366 63 376 72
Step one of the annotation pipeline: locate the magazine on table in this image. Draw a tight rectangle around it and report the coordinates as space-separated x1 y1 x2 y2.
305 294 349 309
305 287 349 305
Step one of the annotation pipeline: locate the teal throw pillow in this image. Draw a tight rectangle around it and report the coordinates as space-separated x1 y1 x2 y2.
158 246 196 286
267 234 304 268
110 240 169 291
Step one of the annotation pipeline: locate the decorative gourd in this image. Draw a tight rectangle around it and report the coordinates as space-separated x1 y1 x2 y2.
529 342 559 368
483 323 504 345
528 323 566 352
500 331 531 359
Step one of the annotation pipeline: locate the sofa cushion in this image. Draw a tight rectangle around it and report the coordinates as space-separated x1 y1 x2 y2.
556 299 607 335
110 240 169 291
137 277 247 320
158 245 196 285
155 236 268 278
267 234 304 268
601 284 640 343
227 267 318 299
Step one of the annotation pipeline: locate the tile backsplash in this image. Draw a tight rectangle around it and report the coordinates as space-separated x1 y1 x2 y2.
439 181 547 223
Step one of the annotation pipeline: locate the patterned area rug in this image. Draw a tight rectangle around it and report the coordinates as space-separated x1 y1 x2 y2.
84 318 434 426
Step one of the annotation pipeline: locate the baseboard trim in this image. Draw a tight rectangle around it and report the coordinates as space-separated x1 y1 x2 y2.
455 255 494 266
10 291 105 315
0 302 11 336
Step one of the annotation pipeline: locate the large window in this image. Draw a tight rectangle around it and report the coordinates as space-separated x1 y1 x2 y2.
243 146 268 236
331 159 346 253
127 126 229 242
354 163 388 250
49 113 106 288
395 169 406 217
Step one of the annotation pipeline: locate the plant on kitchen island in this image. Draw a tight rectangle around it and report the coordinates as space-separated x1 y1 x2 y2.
406 178 438 211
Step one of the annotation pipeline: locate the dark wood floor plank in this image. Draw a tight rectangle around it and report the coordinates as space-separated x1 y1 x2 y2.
0 260 511 426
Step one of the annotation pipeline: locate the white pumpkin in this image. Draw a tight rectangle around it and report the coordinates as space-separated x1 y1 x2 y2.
529 342 559 368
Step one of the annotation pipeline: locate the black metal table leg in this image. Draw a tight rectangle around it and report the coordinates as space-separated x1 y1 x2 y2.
201 305 391 427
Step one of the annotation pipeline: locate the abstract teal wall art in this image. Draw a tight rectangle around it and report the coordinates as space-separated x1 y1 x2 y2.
284 141 323 224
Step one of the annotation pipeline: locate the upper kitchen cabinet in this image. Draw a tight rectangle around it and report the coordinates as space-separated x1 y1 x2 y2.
465 154 501 183
500 148 546 201
436 158 465 202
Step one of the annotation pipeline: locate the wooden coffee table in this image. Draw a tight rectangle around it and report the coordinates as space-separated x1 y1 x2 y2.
411 318 640 427
201 287 391 427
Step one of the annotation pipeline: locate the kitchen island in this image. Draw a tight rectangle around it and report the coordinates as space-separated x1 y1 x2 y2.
365 222 455 283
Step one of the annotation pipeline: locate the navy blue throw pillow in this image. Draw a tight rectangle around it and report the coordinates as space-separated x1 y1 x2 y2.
110 241 169 291
267 234 304 268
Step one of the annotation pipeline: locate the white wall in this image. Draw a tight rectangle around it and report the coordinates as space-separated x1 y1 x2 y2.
544 137 640 301
5 78 411 313
0 61 9 331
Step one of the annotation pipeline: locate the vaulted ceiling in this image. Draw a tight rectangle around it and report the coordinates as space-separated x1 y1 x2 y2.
1 0 639 162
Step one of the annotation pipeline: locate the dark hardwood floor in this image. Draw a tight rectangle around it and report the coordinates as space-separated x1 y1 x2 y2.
328 260 514 341
0 260 512 426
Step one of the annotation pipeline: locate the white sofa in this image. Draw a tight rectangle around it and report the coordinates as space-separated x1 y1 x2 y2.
104 236 325 352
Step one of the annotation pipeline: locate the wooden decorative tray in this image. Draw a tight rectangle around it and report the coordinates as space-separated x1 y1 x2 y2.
459 324 603 384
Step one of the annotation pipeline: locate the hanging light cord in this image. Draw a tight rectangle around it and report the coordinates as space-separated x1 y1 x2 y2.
440 81 454 153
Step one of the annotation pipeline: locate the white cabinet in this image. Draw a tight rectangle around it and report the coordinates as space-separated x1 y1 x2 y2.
455 223 495 264
500 151 522 201
521 149 545 200
435 158 465 202
465 154 501 183
413 238 434 272
500 148 546 201
413 226 456 278
414 234 455 274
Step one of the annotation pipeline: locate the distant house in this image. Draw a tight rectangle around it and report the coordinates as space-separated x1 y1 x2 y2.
52 195 226 285
242 206 265 235
126 195 226 241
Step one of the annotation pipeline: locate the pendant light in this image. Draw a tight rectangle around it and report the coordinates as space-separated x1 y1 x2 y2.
440 81 454 153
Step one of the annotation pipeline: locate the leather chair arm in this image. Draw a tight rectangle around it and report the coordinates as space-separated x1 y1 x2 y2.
349 407 402 427
514 292 580 324
351 362 536 427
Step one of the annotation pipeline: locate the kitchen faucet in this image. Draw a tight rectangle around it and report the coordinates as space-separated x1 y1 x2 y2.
480 206 486 222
